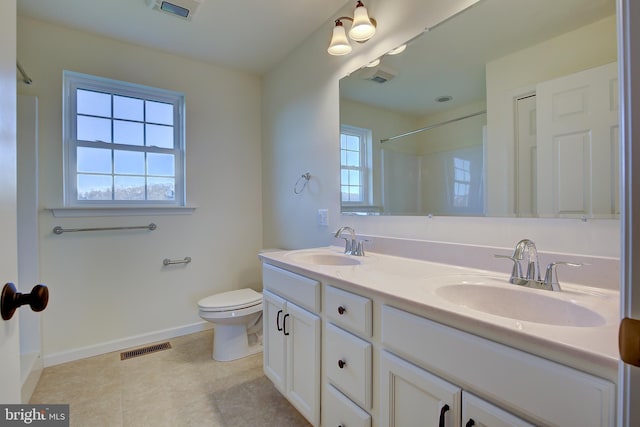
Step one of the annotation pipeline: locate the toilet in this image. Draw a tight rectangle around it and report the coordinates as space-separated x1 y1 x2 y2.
197 288 263 362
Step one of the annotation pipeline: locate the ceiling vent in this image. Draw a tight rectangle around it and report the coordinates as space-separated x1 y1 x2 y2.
146 0 203 21
355 65 398 84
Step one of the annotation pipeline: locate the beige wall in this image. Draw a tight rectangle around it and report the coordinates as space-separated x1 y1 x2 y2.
262 0 619 257
17 16 263 361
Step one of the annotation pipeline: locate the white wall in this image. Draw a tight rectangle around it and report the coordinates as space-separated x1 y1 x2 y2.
17 16 263 362
262 0 619 258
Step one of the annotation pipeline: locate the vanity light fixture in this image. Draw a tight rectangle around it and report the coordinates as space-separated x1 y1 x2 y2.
327 1 377 56
387 44 407 55
366 58 381 67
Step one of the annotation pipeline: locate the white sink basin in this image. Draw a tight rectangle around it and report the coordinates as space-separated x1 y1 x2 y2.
435 282 605 327
285 251 362 266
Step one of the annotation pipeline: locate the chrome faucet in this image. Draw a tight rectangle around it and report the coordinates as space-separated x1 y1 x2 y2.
513 239 541 281
495 239 581 291
334 226 356 255
334 226 367 256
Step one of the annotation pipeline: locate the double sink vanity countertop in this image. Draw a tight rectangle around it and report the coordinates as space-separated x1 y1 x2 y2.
259 246 620 381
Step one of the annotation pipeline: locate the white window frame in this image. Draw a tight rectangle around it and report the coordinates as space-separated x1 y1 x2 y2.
340 124 373 206
62 70 186 207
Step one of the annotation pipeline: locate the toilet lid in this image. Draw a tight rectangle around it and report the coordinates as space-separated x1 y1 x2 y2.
198 288 262 311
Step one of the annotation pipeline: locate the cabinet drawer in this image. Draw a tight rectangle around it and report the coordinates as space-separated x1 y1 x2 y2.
324 384 371 427
325 323 372 409
381 305 615 427
325 285 372 337
262 263 320 313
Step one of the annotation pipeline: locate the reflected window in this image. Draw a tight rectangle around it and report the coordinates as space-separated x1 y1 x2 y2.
453 157 471 207
63 71 185 206
340 125 372 205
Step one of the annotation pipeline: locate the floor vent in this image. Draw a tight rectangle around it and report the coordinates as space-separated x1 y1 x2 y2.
120 342 172 360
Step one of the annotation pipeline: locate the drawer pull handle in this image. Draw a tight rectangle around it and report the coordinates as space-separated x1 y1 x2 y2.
465 419 475 427
283 313 290 336
439 404 450 427
276 310 283 331
338 359 346 369
337 305 346 315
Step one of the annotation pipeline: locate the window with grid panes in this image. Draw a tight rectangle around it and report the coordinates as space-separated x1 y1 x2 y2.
62 71 185 206
340 125 371 205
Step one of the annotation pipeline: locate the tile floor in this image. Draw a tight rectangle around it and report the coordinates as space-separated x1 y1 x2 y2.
30 330 311 427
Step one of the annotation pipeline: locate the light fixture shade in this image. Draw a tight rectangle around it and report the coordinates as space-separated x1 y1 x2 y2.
328 21 352 55
387 44 407 55
348 2 376 42
366 58 380 67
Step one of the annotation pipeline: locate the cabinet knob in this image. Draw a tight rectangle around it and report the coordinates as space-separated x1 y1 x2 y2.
337 305 346 315
338 359 346 369
465 419 475 427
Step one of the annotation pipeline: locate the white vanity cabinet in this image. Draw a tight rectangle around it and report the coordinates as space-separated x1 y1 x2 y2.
381 304 616 427
262 265 321 426
379 350 534 427
261 258 616 427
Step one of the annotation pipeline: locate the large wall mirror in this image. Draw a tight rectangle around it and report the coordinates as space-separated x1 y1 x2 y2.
339 0 617 218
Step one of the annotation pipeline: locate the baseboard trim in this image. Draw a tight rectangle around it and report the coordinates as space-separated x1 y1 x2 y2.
43 321 213 367
21 353 43 403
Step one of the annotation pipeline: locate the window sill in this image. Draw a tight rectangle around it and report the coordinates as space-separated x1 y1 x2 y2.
49 206 197 218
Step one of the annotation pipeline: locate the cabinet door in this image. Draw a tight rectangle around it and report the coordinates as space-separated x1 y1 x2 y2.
462 392 535 427
380 350 461 427
263 289 287 393
287 301 321 426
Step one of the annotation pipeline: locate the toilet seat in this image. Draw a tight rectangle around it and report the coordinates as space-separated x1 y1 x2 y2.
198 288 262 312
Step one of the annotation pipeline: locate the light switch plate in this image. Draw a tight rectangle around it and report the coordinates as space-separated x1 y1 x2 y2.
317 209 328 227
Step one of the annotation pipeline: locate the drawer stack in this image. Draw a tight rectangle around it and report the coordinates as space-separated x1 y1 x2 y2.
323 285 373 426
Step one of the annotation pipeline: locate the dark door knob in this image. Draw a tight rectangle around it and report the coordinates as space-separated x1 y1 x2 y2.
1 282 49 320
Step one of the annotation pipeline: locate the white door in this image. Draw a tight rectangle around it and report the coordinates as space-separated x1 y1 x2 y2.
536 62 619 218
619 0 640 425
0 0 21 404
379 350 461 427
